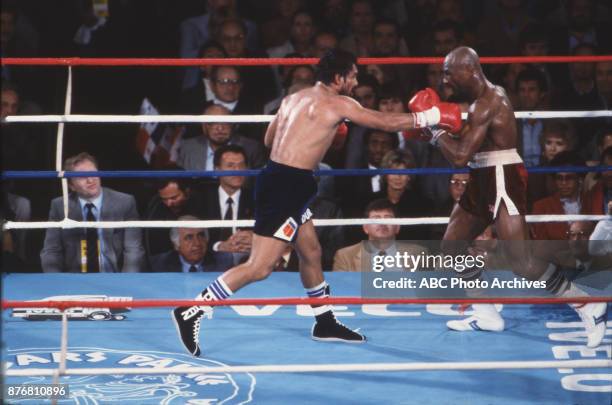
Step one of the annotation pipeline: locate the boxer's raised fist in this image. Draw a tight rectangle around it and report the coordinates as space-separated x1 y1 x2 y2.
408 88 441 112
436 102 462 133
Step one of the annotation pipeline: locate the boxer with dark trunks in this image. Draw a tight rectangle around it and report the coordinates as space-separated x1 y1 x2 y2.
172 49 462 356
409 47 607 348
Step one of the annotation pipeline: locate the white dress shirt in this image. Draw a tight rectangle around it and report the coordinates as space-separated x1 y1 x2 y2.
213 186 241 252
369 164 381 193
178 254 204 273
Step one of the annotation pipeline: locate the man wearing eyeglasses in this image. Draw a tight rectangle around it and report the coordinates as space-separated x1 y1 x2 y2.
214 18 277 107
210 66 245 111
208 65 263 140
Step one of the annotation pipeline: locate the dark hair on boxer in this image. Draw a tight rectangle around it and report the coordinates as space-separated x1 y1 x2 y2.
316 49 357 85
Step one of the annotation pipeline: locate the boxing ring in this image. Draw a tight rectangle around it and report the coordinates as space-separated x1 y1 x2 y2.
2 55 612 404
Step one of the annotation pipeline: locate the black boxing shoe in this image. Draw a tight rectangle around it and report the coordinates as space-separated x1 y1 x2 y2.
171 305 212 357
311 310 366 343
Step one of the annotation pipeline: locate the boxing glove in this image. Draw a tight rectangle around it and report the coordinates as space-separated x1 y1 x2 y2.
436 102 462 133
408 88 441 112
412 103 462 135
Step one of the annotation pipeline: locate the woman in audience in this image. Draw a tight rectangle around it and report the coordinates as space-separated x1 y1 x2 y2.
371 149 433 240
528 119 577 210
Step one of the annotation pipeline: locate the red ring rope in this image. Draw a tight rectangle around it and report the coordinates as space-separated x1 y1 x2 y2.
2 296 611 310
2 55 612 67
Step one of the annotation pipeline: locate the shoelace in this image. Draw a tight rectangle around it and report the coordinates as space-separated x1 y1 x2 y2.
181 306 203 345
181 306 202 321
332 316 358 334
192 315 202 342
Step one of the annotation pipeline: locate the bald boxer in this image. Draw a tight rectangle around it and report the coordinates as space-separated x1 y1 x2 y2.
172 49 461 356
409 47 607 348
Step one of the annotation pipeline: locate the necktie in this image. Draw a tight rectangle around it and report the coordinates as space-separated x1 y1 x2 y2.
220 197 234 240
189 265 198 273
85 203 100 272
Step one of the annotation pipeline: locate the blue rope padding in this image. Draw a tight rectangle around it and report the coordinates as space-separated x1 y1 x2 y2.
2 166 611 179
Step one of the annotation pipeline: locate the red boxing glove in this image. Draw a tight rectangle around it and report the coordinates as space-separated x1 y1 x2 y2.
331 122 348 150
436 102 462 133
408 88 441 112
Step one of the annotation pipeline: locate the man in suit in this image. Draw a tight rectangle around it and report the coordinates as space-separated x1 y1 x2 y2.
203 144 254 271
177 103 265 172
40 152 145 272
150 216 213 273
179 41 227 114
333 199 426 272
340 129 398 218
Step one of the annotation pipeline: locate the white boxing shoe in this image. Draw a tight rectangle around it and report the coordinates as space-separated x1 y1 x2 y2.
447 304 505 332
572 302 608 348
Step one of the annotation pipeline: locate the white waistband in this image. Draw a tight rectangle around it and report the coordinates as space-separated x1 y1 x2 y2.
468 149 523 168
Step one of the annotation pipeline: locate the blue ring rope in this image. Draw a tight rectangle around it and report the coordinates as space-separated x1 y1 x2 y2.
2 166 610 179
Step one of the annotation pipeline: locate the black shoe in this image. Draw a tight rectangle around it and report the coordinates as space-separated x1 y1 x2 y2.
311 312 366 343
172 305 209 356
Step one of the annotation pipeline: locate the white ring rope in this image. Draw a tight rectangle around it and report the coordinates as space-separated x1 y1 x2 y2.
3 215 608 230
5 359 611 377
3 110 612 124
58 66 72 220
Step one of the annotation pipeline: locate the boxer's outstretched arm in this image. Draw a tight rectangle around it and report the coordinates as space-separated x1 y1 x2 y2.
335 95 416 132
437 101 492 167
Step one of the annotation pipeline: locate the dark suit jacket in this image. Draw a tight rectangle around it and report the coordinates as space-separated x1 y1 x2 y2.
202 184 254 270
143 190 208 258
176 135 266 171
150 250 215 273
40 188 145 272
202 184 254 246
180 81 266 141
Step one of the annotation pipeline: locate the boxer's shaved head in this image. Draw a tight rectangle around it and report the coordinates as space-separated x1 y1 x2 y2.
443 46 484 100
446 46 482 74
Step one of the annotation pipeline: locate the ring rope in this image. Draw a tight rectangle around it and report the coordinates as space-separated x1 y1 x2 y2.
3 166 611 180
5 359 611 377
3 110 612 124
2 55 612 67
57 66 72 220
3 296 612 310
4 54 610 388
3 215 608 231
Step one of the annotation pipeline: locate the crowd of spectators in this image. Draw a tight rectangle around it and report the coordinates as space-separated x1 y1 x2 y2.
2 0 612 272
